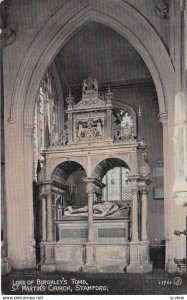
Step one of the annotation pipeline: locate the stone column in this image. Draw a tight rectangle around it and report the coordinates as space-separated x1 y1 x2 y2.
46 190 53 242
172 91 187 205
85 181 95 267
131 180 139 242
127 176 142 273
40 184 55 270
106 109 113 141
140 186 148 241
41 195 47 241
127 177 153 273
24 124 36 267
87 183 94 242
67 113 73 144
159 112 173 271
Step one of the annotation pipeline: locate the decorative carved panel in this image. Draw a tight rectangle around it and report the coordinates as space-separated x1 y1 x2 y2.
76 117 104 143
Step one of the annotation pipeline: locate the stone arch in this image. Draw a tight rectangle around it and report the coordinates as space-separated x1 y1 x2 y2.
92 158 130 181
51 160 87 183
50 160 88 208
9 0 174 127
46 157 88 181
5 0 176 270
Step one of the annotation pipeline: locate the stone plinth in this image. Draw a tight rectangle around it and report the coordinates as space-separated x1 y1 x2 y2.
127 241 153 273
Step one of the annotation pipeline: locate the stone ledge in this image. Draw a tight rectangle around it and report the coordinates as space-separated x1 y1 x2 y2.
127 262 153 273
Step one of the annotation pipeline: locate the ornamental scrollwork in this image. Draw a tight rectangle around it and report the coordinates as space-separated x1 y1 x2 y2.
50 130 68 147
113 110 134 142
76 118 104 141
37 162 46 182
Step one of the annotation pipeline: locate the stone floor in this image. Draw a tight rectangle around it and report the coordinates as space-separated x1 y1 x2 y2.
1 269 187 295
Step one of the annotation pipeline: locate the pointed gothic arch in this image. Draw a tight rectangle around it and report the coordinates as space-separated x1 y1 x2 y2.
5 0 176 270
9 0 174 126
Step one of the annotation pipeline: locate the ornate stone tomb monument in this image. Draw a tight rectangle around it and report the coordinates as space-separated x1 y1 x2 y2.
38 78 153 273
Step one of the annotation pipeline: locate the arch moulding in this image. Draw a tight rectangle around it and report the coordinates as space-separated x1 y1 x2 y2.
47 157 88 181
5 0 177 271
9 0 174 128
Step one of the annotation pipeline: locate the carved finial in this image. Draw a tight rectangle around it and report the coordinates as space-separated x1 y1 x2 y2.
105 84 113 104
44 115 50 148
66 89 74 109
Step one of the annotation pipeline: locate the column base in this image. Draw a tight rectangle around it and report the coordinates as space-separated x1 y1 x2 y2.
127 241 153 273
85 242 94 265
127 262 153 273
82 263 100 273
40 242 54 265
84 242 127 273
41 264 56 272
1 257 11 274
82 263 126 273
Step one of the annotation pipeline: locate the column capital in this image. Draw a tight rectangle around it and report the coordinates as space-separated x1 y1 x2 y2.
86 182 94 194
128 175 139 192
159 112 168 126
39 181 52 196
83 177 105 194
140 186 148 195
131 184 139 193
128 175 140 182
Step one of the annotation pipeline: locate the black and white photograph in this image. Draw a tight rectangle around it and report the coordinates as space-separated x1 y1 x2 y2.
1 0 187 298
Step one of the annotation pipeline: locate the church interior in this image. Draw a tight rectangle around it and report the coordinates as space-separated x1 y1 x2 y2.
1 0 187 293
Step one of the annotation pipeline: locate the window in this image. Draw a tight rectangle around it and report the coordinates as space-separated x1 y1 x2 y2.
102 167 132 202
33 71 58 181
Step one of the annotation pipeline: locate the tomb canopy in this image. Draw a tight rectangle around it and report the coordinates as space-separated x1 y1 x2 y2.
37 78 152 273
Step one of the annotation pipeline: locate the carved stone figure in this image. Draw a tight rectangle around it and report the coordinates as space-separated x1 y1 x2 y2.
60 129 68 146
82 77 98 94
155 0 169 19
96 120 103 137
77 123 84 139
82 79 89 94
76 118 104 141
92 78 98 92
50 130 68 147
64 201 119 217
113 110 134 142
121 112 133 127
142 149 148 163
